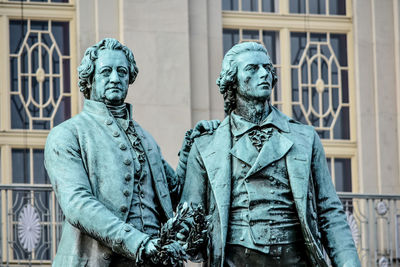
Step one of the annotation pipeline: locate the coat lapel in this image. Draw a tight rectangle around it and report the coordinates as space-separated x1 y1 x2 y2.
246 130 293 177
230 135 259 166
195 116 232 251
285 140 311 218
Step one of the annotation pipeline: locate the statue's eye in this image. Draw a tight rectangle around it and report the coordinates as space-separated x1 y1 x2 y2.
118 67 128 76
100 68 112 76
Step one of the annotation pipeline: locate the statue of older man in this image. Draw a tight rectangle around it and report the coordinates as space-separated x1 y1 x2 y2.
45 38 218 267
180 42 360 266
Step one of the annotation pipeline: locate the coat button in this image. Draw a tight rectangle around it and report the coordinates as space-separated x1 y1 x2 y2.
120 206 128 213
116 238 123 244
140 192 145 198
103 252 111 260
270 190 275 194
124 226 131 232
308 192 313 199
125 173 132 181
141 204 145 209
119 143 127 150
105 118 113 125
241 163 246 168
124 190 130 197
245 178 249 183
113 131 120 137
124 159 131 165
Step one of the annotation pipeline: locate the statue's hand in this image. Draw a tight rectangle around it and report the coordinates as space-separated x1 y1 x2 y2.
161 240 187 261
191 120 220 139
143 238 159 258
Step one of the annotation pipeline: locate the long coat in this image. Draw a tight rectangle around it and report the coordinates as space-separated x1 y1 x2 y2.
45 100 181 267
180 107 360 267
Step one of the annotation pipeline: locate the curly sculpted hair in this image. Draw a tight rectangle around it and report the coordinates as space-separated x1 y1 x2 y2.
78 38 139 99
216 42 278 114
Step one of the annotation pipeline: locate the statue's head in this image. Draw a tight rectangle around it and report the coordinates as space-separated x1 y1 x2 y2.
78 38 138 105
217 42 278 114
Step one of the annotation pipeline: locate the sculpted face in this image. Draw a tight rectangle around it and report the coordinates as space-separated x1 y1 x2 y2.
236 51 274 102
91 49 130 105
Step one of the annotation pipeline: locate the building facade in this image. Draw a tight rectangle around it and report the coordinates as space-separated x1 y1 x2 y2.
0 0 399 266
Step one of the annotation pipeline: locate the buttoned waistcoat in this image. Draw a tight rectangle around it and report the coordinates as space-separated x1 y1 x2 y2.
180 106 360 267
45 100 181 267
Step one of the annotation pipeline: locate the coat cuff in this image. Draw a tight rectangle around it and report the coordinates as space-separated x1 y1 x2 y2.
111 223 150 261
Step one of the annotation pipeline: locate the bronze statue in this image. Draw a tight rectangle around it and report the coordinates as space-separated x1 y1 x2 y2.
44 38 217 267
180 42 361 266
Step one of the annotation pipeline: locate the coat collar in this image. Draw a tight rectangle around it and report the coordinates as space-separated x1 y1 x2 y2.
83 99 134 120
230 105 290 137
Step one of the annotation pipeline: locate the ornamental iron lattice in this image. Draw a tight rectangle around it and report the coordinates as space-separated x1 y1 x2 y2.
291 32 350 140
9 20 71 130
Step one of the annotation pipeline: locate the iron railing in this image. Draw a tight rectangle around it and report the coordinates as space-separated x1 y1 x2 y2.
0 185 398 266
0 185 63 266
337 193 400 267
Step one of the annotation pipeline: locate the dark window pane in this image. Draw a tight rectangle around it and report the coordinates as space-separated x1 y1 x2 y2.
310 33 326 42
222 0 238 10
262 31 277 64
9 20 27 54
290 32 307 65
33 149 49 184
11 95 29 129
33 120 51 130
262 0 275 12
309 0 326 14
223 29 239 55
330 34 347 66
10 57 18 91
52 0 69 2
291 68 299 101
63 59 71 93
262 0 277 12
242 0 258 11
292 105 307 124
329 0 346 15
333 106 350 139
54 96 71 126
290 0 306 13
243 30 259 40
341 70 349 103
334 158 352 192
31 20 48 30
12 149 30 183
52 21 70 55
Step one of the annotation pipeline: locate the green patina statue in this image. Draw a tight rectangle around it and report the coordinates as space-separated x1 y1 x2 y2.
44 38 217 267
180 42 361 266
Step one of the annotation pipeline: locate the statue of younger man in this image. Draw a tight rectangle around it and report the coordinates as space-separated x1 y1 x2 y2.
45 38 218 267
180 42 361 266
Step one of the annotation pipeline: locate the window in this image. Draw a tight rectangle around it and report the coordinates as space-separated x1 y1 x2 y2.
222 0 356 191
0 0 76 263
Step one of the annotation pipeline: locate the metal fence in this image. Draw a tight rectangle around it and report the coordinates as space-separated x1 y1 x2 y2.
337 193 400 267
0 185 398 266
0 185 63 266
